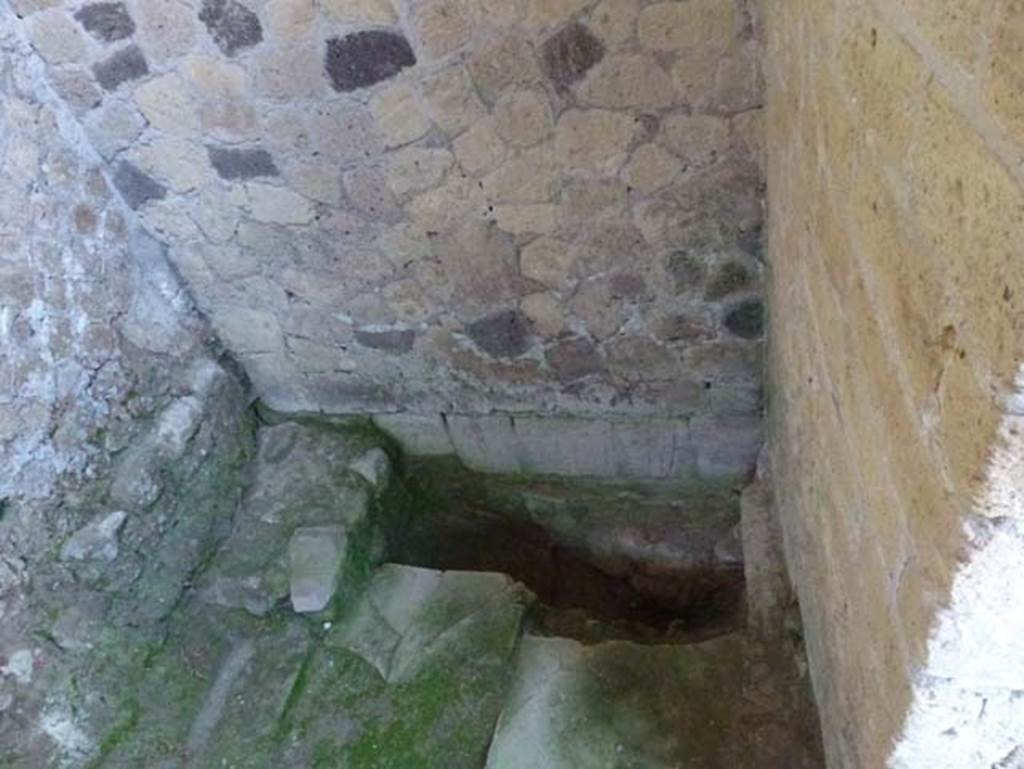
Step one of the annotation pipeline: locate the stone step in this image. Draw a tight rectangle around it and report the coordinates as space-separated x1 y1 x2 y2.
195 420 396 617
484 633 821 769
102 564 533 768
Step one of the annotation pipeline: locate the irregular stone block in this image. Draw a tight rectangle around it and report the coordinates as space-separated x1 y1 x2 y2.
544 335 605 383
207 146 279 181
706 260 753 300
354 327 416 353
371 413 455 456
288 526 347 613
465 309 532 358
199 0 263 57
540 21 604 89
92 44 148 91
348 447 391 490
112 160 166 209
447 414 522 474
61 511 128 562
74 2 135 43
724 298 764 339
325 30 416 93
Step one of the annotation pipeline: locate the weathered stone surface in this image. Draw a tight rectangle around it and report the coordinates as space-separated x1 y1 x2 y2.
325 30 416 93
60 511 128 562
91 43 148 91
724 298 763 339
74 2 135 43
541 21 604 89
545 335 604 382
289 525 347 613
27 10 86 64
577 54 678 109
370 81 432 147
410 0 476 60
134 73 200 137
198 0 263 56
208 146 279 180
466 309 532 358
112 160 167 208
355 327 416 353
706 260 752 300
322 0 397 24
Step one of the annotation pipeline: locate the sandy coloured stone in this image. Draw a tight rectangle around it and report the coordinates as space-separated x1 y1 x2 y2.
305 103 384 163
577 54 678 110
523 0 589 32
343 165 402 220
254 44 324 99
712 41 762 113
92 44 148 91
658 114 732 170
569 278 629 339
520 237 574 289
624 143 683 195
370 82 432 147
199 0 263 56
287 162 343 207
454 119 507 175
495 204 557 235
555 109 639 175
520 292 566 336
213 306 285 353
112 160 167 209
321 0 397 24
265 0 316 43
325 31 417 92
467 30 543 102
638 0 736 54
410 0 477 60
133 0 197 63
477 0 525 26
190 191 242 242
28 10 87 65
589 0 642 46
246 184 316 224
131 138 209 193
544 335 605 382
482 145 560 203
419 64 487 136
493 91 551 148
49 67 102 113
558 178 627 224
75 2 135 42
385 147 453 197
134 73 201 137
82 99 144 159
540 21 604 90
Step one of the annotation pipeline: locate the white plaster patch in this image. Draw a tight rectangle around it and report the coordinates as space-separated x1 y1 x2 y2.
888 365 1024 768
1 648 35 684
40 704 95 767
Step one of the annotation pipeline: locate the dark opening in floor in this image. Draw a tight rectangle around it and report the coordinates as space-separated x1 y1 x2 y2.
388 461 746 645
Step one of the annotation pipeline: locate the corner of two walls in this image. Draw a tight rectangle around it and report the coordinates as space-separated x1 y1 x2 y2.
762 0 1024 765
9 0 769 485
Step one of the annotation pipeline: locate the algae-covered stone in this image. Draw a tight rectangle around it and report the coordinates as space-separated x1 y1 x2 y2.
289 526 347 613
277 564 532 768
61 511 127 562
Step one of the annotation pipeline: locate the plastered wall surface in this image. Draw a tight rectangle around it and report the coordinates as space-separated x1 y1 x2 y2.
8 0 765 436
762 0 1024 765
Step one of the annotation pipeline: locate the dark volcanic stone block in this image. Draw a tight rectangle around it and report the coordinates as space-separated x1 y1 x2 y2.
207 147 279 180
74 2 136 43
325 31 416 93
466 310 531 358
724 299 764 339
112 161 166 209
354 328 416 353
199 0 263 57
92 44 148 91
705 261 752 300
541 22 604 90
666 251 707 294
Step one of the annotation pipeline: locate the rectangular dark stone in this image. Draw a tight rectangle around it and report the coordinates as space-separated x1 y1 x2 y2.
325 31 416 93
112 161 166 209
75 2 136 43
207 147 279 180
199 0 263 57
92 44 148 91
354 328 416 354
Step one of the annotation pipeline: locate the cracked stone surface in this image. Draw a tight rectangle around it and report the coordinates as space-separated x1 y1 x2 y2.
3 0 766 440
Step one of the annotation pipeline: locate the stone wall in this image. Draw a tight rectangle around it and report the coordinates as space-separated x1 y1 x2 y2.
763 1 1024 766
0 12 254 765
9 0 765 449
